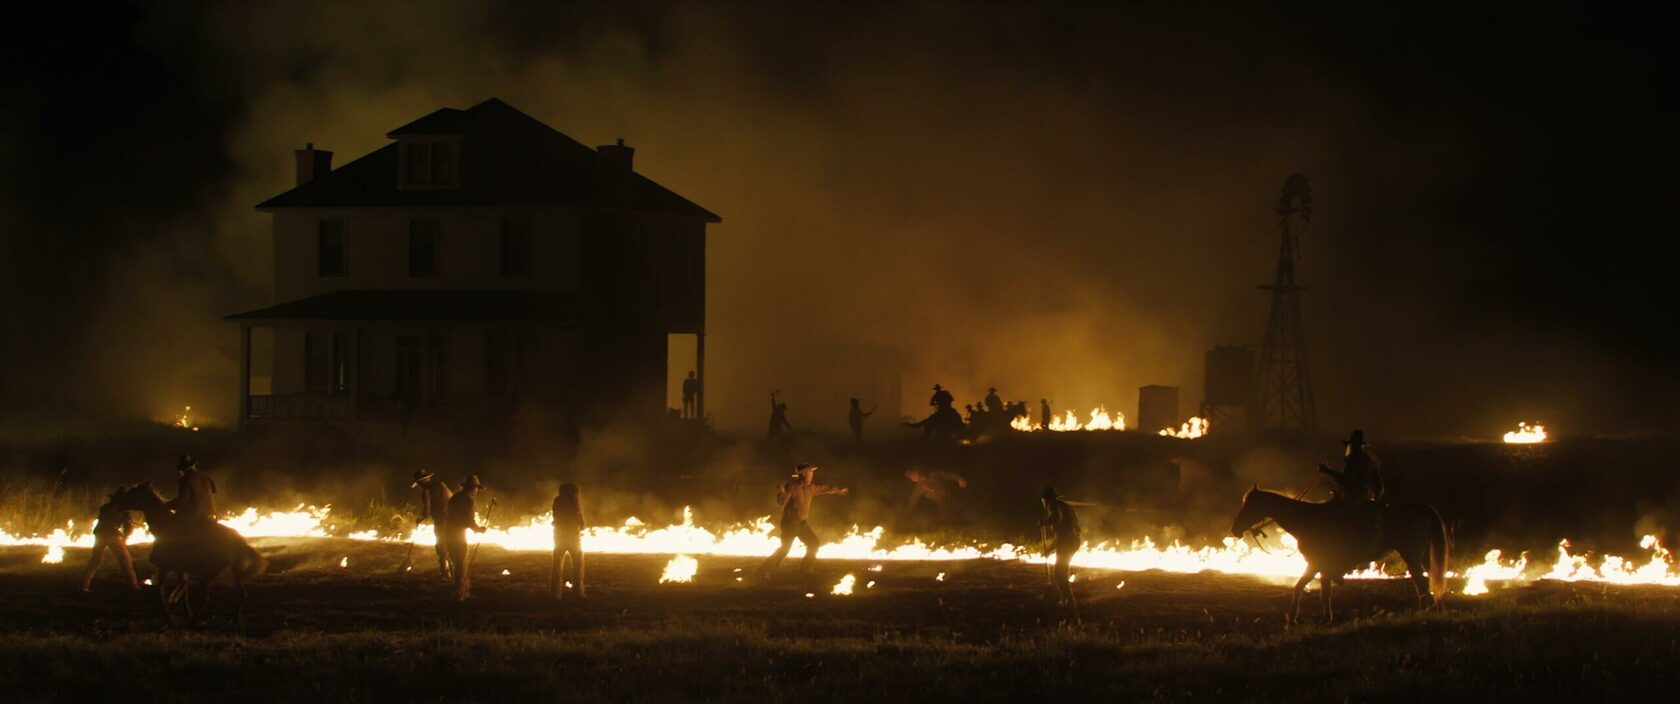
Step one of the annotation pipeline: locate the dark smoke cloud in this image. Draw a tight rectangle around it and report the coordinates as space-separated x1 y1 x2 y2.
3 1 1678 440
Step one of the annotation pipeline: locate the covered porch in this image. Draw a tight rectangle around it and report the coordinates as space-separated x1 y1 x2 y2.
227 290 585 425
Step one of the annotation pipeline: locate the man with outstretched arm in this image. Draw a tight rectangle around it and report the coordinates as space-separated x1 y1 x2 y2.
757 464 848 580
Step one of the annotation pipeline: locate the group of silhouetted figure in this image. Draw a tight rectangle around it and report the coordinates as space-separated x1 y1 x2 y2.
761 383 1050 444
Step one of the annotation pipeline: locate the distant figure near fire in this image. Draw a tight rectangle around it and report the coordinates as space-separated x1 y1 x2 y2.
848 398 876 442
1040 399 1052 429
444 475 488 601
768 390 793 442
1040 486 1082 609
903 468 967 526
984 387 1004 414
757 464 849 580
681 371 700 419
79 488 140 592
550 483 586 600
412 470 453 578
166 454 217 521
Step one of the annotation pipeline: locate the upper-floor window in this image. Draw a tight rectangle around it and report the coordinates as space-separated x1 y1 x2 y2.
500 218 533 277
317 219 346 277
409 220 438 277
399 140 457 188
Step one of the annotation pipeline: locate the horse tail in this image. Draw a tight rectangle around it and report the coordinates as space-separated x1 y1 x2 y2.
237 541 268 581
1427 507 1450 605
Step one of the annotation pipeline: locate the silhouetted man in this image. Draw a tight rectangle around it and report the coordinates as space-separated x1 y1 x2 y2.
768 390 792 442
847 398 876 442
165 454 216 521
681 371 700 419
1318 429 1384 502
1040 486 1081 609
444 474 487 601
929 384 954 410
757 464 848 579
984 387 1003 414
412 469 453 578
80 488 140 592
1039 399 1052 428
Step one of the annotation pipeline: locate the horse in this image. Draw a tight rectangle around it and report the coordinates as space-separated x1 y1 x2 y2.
112 481 267 623
905 405 966 440
1230 486 1449 623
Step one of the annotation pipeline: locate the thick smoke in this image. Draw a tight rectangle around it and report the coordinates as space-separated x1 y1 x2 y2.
3 1 1678 441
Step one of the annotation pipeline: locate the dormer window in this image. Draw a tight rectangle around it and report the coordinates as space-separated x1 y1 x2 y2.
398 139 458 188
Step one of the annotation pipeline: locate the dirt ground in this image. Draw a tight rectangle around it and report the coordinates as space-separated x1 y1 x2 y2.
5 539 1680 702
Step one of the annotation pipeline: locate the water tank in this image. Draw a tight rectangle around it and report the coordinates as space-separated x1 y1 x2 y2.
1138 385 1180 433
1205 345 1255 407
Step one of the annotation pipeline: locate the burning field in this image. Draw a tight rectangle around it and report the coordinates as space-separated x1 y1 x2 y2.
6 533 1680 701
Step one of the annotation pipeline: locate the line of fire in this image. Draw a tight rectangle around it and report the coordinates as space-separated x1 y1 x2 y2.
5 7 1680 698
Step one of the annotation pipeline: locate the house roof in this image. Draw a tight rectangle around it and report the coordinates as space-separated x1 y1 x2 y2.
257 98 720 222
225 290 584 324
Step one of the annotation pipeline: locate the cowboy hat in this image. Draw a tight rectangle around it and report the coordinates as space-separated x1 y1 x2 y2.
1041 485 1061 501
460 474 485 490
790 463 819 477
932 384 943 390
410 469 434 488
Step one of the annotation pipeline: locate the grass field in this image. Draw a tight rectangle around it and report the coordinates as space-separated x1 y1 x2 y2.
4 538 1679 702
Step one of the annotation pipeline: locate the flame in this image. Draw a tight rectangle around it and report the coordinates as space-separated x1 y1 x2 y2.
1457 535 1679 596
832 574 857 595
1018 407 1128 432
659 555 698 583
1503 422 1547 444
42 545 64 564
338 556 348 568
1159 417 1210 439
173 405 200 432
5 503 1677 594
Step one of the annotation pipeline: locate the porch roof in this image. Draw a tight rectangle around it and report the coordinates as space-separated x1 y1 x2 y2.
226 290 583 325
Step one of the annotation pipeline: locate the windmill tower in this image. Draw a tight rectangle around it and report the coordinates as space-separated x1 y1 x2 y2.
1255 174 1317 441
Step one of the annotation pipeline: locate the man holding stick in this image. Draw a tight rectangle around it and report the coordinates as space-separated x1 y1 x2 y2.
444 475 488 601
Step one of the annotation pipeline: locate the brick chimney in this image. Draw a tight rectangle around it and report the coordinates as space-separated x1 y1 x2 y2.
294 142 333 186
596 137 634 175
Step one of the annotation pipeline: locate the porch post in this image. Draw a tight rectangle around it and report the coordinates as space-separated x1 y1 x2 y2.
695 331 705 420
348 327 361 420
238 324 252 430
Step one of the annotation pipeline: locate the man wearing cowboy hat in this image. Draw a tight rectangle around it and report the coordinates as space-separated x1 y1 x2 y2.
1039 486 1082 608
164 454 217 521
80 487 141 592
983 387 1003 414
1318 429 1385 503
412 470 454 578
757 464 848 580
929 384 954 410
443 474 488 601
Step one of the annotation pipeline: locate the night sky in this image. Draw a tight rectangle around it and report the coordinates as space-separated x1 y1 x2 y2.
2 1 1676 438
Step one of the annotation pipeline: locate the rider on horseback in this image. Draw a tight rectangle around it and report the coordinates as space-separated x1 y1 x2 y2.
1318 429 1384 503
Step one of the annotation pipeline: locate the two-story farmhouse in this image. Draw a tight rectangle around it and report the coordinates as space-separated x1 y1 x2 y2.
228 98 718 426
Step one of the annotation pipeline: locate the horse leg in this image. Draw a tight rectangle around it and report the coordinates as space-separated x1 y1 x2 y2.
1320 572 1334 623
1291 567 1315 624
1396 545 1431 609
188 576 210 626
